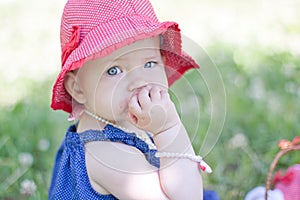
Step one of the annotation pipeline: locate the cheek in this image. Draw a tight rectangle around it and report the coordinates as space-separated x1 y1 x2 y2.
154 68 168 86
111 87 129 108
98 83 128 112
117 100 128 112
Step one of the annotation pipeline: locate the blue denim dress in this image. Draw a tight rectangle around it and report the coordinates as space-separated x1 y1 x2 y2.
49 124 219 199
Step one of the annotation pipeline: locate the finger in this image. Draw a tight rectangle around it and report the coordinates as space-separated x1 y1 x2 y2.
137 87 151 109
160 89 170 100
149 85 161 102
128 95 141 114
127 112 138 125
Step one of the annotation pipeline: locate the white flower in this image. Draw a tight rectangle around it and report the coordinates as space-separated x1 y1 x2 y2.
228 133 248 149
282 65 295 77
20 179 37 196
18 152 34 167
38 138 50 151
247 77 266 100
267 93 281 114
285 82 297 94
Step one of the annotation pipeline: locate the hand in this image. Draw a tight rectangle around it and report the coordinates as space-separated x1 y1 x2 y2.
128 85 180 135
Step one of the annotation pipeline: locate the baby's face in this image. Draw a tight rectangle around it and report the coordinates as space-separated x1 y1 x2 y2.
75 36 168 123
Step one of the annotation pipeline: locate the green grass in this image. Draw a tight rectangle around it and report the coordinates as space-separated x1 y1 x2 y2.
0 45 299 199
194 44 300 199
0 78 68 199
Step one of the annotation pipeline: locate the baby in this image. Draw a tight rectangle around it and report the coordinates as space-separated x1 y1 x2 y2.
49 0 213 199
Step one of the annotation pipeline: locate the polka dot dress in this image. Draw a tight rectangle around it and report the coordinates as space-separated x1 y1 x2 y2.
48 124 159 199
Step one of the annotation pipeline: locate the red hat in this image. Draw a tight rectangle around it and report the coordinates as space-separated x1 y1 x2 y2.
51 0 200 113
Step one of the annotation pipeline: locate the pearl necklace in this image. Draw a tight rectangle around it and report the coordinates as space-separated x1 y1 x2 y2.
84 109 157 150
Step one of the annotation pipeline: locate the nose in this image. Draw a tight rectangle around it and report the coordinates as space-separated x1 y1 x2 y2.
128 79 148 92
127 67 149 92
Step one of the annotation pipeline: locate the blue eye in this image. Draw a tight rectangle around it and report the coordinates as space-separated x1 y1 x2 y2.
107 66 122 76
144 61 157 68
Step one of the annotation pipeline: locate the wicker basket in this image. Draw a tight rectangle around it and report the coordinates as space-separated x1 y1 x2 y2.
265 136 300 200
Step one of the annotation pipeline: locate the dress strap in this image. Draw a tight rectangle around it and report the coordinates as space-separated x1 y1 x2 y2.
79 129 108 143
79 125 160 168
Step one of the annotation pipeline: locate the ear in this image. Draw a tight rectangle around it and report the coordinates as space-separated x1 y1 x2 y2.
64 71 86 104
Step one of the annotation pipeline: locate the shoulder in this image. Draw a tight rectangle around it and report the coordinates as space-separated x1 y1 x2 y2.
85 141 157 175
85 141 167 199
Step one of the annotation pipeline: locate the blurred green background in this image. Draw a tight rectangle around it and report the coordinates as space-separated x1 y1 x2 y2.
0 0 299 199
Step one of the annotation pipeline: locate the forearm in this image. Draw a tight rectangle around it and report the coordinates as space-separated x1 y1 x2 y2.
128 85 204 198
154 123 203 200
